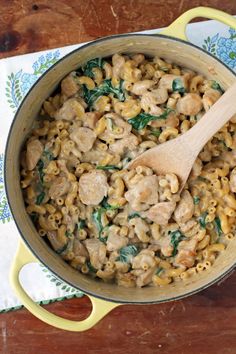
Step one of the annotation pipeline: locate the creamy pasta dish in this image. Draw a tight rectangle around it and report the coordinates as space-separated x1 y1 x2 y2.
20 53 236 288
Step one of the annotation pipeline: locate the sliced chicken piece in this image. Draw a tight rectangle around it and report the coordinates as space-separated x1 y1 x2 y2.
26 138 43 171
190 157 203 179
130 218 150 242
115 261 130 273
229 168 236 193
179 219 197 233
125 175 159 211
141 88 169 107
70 127 96 152
47 230 67 253
136 266 157 287
116 272 136 288
140 93 164 114
176 93 203 116
148 105 163 116
55 98 84 121
112 53 125 80
99 113 132 140
132 250 156 270
221 150 236 168
230 113 236 124
202 88 221 111
80 149 110 164
79 170 108 205
61 74 78 97
96 269 115 281
149 112 179 129
83 112 102 129
158 74 187 91
144 201 176 225
174 237 198 267
159 236 174 257
73 239 89 258
131 80 155 95
84 239 106 270
174 190 194 223
48 176 71 199
109 134 139 155
106 225 128 251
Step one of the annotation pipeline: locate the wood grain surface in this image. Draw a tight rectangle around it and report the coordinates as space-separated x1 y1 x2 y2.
1 1 236 353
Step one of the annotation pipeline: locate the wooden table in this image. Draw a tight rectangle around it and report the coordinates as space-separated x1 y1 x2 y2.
1 1 236 353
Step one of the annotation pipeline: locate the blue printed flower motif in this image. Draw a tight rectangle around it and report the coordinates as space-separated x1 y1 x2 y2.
20 73 38 95
0 154 12 223
202 33 219 55
202 28 236 70
217 37 236 69
5 49 61 112
0 156 3 185
229 28 236 39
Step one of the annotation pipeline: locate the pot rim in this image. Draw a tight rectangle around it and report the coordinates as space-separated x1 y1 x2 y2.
5 32 236 304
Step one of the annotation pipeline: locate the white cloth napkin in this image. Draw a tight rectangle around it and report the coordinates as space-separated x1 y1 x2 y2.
1 18 236 312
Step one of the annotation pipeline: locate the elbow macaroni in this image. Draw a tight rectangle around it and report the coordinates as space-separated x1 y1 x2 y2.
21 53 234 288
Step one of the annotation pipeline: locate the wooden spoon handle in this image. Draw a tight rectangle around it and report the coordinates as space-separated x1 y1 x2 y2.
183 81 236 153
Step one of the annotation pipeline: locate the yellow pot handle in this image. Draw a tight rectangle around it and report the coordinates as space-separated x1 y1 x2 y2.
10 241 120 331
161 6 236 40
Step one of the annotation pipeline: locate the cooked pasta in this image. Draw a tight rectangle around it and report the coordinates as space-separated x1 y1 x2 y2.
20 53 235 288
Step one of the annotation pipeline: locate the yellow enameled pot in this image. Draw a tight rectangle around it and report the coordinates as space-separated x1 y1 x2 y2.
5 7 236 331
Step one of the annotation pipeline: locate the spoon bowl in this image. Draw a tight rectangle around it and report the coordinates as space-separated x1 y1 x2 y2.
129 81 236 190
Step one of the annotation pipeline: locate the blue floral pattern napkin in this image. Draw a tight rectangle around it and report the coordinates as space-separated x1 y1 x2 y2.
0 18 236 312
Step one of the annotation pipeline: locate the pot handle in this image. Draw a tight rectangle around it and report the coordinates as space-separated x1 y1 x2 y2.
160 6 236 40
10 241 120 331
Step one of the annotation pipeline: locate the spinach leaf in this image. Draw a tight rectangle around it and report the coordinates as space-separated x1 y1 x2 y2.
117 245 139 263
96 165 121 171
99 234 108 244
77 219 86 230
37 151 54 185
211 81 224 94
169 230 186 256
86 260 97 273
197 176 209 183
214 216 223 237
102 79 125 102
30 213 38 223
198 211 208 229
37 159 44 184
36 191 45 205
156 267 164 275
82 84 102 107
92 208 103 234
92 208 108 243
65 230 73 238
92 198 120 241
128 108 173 130
172 78 185 94
82 58 105 78
128 212 141 221
83 79 125 107
122 157 131 167
55 242 68 255
150 128 161 137
159 67 169 72
43 149 54 161
219 140 228 150
193 196 200 205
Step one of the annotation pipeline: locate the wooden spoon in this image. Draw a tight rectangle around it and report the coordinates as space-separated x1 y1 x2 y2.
129 81 236 191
